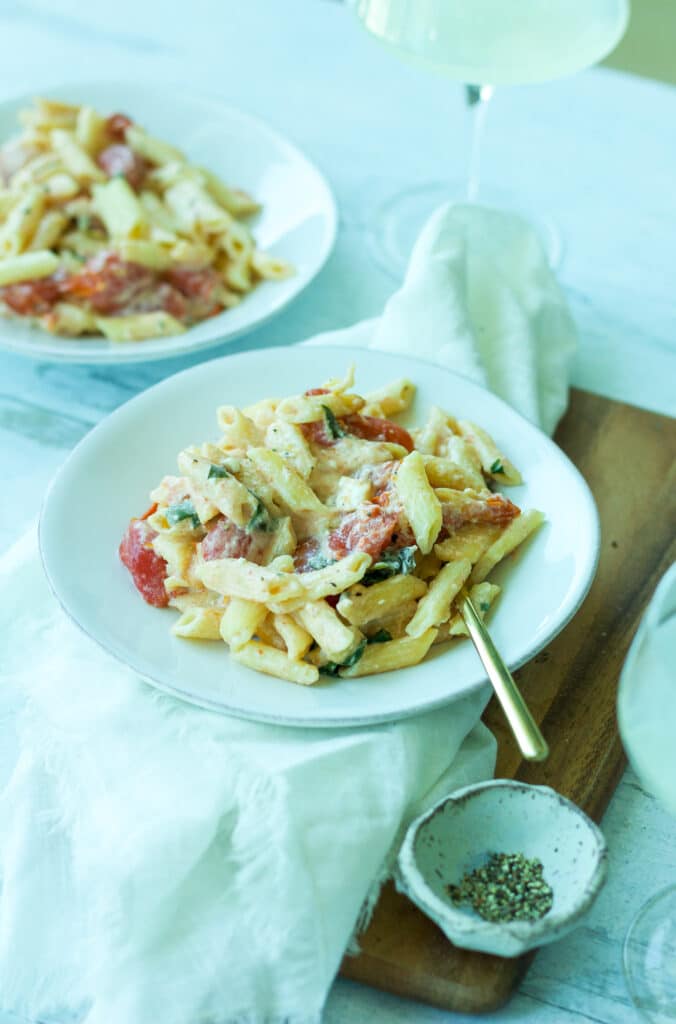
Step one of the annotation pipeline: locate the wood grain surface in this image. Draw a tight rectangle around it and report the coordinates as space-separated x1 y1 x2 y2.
340 389 676 1014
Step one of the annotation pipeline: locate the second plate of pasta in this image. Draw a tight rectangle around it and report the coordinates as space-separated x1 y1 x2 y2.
0 82 336 362
39 346 600 726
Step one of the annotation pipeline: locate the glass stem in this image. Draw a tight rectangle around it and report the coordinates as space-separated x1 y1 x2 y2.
464 83 494 203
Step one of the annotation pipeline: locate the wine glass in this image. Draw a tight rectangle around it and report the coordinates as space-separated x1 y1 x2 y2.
353 0 630 276
617 562 676 1021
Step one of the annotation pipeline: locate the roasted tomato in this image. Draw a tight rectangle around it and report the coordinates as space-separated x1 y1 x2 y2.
106 112 133 142
201 516 253 561
328 505 400 559
123 282 187 319
119 518 169 607
293 537 323 572
97 144 148 190
165 266 223 320
299 419 334 447
440 493 521 534
342 413 414 451
63 252 155 314
0 274 62 315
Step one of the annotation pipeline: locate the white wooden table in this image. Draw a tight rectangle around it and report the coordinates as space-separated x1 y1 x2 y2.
0 2 674 1022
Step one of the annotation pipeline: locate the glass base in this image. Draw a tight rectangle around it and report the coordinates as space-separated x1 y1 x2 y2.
367 181 563 281
623 884 676 1022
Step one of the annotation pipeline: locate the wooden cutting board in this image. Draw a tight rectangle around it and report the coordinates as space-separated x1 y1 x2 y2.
340 388 676 1014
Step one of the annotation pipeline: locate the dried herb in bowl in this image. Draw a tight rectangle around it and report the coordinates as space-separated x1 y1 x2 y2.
448 851 554 923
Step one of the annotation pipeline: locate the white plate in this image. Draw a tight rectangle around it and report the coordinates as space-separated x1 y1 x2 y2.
39 346 600 727
0 81 337 364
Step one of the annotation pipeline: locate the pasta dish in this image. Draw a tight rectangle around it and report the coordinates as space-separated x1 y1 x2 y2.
0 97 291 342
119 368 543 684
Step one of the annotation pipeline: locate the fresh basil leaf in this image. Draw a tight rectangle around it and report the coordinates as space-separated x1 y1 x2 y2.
319 639 367 676
305 553 335 572
479 601 491 612
342 639 367 667
363 545 417 584
208 463 230 479
247 498 274 533
322 404 347 440
166 500 200 529
368 629 392 644
490 459 505 475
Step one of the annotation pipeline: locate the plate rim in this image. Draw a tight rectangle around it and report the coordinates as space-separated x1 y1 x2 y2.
0 79 338 365
38 344 601 727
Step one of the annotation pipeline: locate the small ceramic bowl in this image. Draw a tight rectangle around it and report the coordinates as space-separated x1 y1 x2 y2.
396 779 608 957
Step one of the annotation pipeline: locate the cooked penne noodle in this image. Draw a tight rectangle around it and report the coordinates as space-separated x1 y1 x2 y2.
172 607 224 640
0 97 293 343
50 129 106 182
40 302 96 336
248 447 327 514
470 509 545 583
406 559 472 638
434 523 501 564
126 124 185 165
95 312 184 342
337 574 427 626
395 450 442 555
273 613 314 661
92 177 147 238
231 641 319 685
196 558 306 604
339 628 438 678
219 598 268 650
294 601 364 662
0 186 46 255
75 105 106 154
116 239 173 270
264 420 315 479
362 378 416 417
28 209 68 251
458 420 523 485
250 250 293 280
0 249 59 285
442 582 501 639
118 369 543 686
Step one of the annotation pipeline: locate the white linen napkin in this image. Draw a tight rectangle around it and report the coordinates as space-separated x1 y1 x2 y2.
0 203 576 1024
309 203 577 435
0 531 494 1024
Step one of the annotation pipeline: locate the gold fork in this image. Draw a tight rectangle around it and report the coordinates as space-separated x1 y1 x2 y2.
458 588 549 762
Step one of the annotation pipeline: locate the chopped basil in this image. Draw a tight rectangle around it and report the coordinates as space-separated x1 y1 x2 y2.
305 553 335 572
363 545 417 585
490 459 505 475
322 404 347 440
319 639 367 676
208 463 231 479
479 601 490 612
368 629 392 644
247 497 274 533
166 500 200 529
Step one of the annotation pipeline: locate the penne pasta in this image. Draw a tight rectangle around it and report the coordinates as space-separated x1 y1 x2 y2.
117 369 543 686
339 628 438 678
406 559 472 638
0 249 59 285
395 449 442 555
0 97 294 343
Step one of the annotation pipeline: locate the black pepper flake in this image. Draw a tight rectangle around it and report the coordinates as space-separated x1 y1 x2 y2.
447 851 554 923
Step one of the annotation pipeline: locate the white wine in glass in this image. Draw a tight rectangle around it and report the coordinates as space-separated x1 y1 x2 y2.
354 0 629 274
617 563 676 1022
